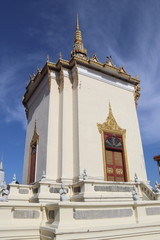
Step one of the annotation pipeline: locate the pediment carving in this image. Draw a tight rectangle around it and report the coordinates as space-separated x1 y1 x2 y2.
30 121 39 146
97 103 125 134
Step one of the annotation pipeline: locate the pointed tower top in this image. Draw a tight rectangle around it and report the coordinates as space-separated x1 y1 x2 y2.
76 13 79 30
71 15 88 59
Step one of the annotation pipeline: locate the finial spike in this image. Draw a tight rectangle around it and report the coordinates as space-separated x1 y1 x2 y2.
34 120 37 131
135 74 139 80
76 13 79 30
47 55 50 62
59 52 62 59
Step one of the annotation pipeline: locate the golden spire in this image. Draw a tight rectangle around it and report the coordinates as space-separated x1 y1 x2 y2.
76 13 80 30
71 14 87 59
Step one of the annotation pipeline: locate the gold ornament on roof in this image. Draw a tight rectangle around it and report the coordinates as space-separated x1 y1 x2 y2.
46 55 50 62
59 52 62 60
97 103 125 134
71 14 88 59
119 66 127 73
90 54 99 62
105 56 114 66
134 83 140 107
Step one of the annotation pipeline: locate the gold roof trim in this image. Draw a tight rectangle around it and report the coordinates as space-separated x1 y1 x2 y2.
23 58 139 108
97 103 126 134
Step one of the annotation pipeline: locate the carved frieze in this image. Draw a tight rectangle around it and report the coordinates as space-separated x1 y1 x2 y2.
97 103 125 134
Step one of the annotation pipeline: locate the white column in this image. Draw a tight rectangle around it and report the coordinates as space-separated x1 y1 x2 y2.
46 70 59 182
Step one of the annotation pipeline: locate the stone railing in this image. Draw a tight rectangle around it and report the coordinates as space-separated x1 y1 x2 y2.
140 181 160 200
8 184 32 202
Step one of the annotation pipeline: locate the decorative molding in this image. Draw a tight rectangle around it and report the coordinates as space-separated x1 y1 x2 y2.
59 66 64 92
71 62 79 89
97 103 130 182
97 103 126 134
134 80 140 107
47 65 51 90
77 65 134 93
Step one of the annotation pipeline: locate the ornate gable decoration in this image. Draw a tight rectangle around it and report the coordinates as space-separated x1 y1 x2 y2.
119 66 127 73
30 121 39 146
97 104 126 134
105 56 114 67
90 54 99 62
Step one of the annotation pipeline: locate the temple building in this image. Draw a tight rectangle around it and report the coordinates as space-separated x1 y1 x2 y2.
1 16 160 240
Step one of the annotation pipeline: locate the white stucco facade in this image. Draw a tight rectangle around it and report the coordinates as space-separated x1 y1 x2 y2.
22 60 147 184
23 75 50 184
2 17 159 240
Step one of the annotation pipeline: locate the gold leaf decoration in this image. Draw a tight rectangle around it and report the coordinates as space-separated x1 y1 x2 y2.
107 167 113 174
116 168 123 175
97 103 125 134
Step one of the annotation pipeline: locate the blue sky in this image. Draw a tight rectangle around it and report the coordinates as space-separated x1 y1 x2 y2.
0 0 160 186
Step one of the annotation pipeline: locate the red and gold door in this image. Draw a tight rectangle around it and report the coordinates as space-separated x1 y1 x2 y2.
104 133 126 182
29 143 37 184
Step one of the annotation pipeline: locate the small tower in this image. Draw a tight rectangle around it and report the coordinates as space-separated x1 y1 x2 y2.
71 14 87 59
22 16 147 185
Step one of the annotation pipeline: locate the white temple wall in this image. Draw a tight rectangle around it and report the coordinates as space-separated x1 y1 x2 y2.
45 71 59 182
72 67 80 180
77 69 147 181
23 65 147 184
60 69 73 182
23 75 50 184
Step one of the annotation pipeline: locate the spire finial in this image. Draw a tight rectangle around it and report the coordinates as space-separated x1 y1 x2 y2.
71 15 87 59
76 13 79 30
47 55 50 62
59 52 62 60
34 120 37 132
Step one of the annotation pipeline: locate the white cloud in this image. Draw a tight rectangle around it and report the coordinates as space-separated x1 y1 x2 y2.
5 104 26 130
0 53 45 129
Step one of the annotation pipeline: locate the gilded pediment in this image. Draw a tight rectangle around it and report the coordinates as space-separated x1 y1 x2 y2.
97 103 125 134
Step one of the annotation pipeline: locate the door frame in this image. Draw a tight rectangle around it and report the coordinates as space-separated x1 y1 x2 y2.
104 133 127 181
28 121 39 184
97 104 130 182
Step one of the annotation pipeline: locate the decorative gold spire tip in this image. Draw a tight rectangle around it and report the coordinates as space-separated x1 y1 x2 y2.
76 13 79 30
47 55 50 62
59 52 62 59
71 15 88 59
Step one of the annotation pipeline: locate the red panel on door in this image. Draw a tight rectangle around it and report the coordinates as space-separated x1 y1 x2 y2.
29 144 37 184
104 133 126 182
